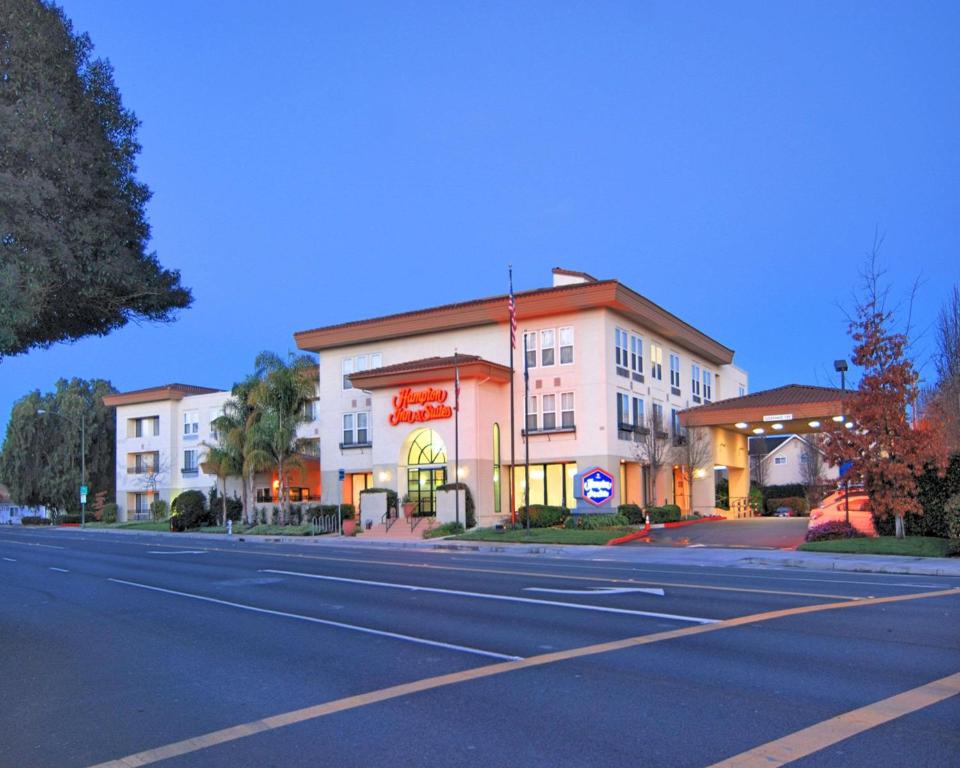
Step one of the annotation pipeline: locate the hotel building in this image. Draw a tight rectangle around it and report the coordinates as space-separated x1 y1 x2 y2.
105 268 752 525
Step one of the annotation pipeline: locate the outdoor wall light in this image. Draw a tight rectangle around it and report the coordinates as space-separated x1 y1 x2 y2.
752 427 765 434
735 422 748 429
457 466 467 479
378 470 391 482
832 415 845 422
808 420 821 428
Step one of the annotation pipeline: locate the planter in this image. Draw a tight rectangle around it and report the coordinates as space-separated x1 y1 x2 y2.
342 519 356 536
402 502 416 519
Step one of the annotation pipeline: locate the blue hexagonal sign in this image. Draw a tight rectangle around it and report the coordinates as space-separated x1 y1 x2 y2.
579 466 615 508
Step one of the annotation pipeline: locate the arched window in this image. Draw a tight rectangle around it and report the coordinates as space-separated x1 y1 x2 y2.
492 423 501 514
406 429 447 466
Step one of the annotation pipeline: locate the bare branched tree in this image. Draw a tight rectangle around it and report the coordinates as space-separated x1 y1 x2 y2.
673 425 713 515
928 285 960 452
632 411 671 506
800 434 829 507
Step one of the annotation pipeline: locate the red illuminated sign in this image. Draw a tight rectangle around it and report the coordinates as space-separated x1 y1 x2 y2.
389 387 453 426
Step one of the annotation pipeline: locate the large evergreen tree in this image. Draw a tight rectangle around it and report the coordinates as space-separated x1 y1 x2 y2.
0 378 117 513
0 0 191 359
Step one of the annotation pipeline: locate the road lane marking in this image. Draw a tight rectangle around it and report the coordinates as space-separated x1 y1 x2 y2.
707 671 960 767
146 550 206 555
106 578 521 662
0 539 65 549
2 557 16 562
260 569 716 624
523 586 665 596
49 567 69 573
86 586 960 768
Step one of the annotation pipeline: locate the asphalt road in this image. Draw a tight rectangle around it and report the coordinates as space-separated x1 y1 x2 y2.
1 527 958 768
627 518 811 549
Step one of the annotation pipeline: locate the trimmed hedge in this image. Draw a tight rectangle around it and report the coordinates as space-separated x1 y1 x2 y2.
946 493 960 555
764 483 807 500
360 487 398 514
515 505 567 528
438 482 476 529
150 499 168 521
102 503 118 524
618 504 645 525
306 504 356 521
805 520 864 542
645 504 681 524
59 513 82 524
21 516 51 525
564 513 629 529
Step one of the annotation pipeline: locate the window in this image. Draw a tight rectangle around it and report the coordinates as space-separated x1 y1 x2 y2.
671 408 682 438
559 327 574 364
342 357 354 389
630 335 644 381
800 453 809 464
303 400 318 421
524 332 537 369
669 354 681 393
371 353 382 369
652 402 665 431
492 424 501 514
691 364 701 400
134 493 149 516
651 344 663 381
738 385 746 397
615 328 629 375
256 487 273 503
542 394 556 430
183 411 199 436
540 329 555 366
632 396 644 428
526 395 538 431
703 370 712 402
617 392 630 427
774 456 787 465
341 412 370 446
183 449 198 473
133 416 159 438
561 392 575 428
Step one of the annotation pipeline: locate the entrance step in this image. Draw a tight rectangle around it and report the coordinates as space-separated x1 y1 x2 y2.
362 517 437 540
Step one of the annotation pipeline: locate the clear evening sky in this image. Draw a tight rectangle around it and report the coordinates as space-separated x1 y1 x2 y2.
2 1 958 432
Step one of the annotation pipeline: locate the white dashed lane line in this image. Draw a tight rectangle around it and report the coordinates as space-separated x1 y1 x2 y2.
49 567 69 573
2 557 16 562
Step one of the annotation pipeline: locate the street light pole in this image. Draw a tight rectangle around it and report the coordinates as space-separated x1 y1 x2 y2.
834 359 849 525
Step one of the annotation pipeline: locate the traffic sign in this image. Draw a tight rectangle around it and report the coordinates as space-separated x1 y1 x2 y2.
80 485 88 495
80 494 87 504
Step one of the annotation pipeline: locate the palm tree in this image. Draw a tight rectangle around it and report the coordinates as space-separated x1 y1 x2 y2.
213 376 258 524
245 351 316 525
200 443 240 525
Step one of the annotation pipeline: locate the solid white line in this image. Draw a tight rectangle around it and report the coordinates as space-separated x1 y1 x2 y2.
147 550 206 555
49 567 69 573
2 557 16 562
524 586 666 596
107 578 522 662
261 569 717 625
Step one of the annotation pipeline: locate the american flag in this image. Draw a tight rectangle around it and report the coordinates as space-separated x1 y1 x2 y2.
508 271 517 349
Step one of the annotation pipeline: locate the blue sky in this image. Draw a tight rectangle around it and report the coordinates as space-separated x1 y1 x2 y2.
2 0 958 431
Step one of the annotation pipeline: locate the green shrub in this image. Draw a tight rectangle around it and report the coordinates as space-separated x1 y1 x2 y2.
437 482 476 528
946 493 960 555
618 504 645 524
58 513 82 524
21 516 52 525
424 521 464 538
805 520 864 542
765 483 807 500
170 490 211 531
318 503 355 520
150 499 168 521
564 513 629 529
515 505 567 528
101 503 118 524
766 496 809 515
645 504 681 524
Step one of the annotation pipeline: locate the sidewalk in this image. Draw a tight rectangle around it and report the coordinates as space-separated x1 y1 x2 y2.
60 526 960 578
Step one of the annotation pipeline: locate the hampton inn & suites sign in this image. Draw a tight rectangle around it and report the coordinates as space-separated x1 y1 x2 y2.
389 387 453 426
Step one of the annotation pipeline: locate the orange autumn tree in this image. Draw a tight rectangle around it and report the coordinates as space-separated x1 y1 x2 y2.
826 260 946 538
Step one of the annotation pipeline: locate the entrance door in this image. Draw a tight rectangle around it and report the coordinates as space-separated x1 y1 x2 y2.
406 467 446 515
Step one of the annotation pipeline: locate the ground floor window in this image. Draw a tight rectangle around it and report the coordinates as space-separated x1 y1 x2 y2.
348 472 373 510
255 487 272 503
406 467 446 515
493 423 501 515
512 462 577 510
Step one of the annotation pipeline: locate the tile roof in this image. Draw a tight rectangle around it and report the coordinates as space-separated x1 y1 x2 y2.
685 384 846 415
352 354 489 377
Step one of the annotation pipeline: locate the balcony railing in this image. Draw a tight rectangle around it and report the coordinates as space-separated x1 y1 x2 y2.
181 467 198 476
127 466 158 475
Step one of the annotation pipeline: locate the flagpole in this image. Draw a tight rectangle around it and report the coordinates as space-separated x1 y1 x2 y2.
454 350 460 528
523 332 531 533
508 266 517 527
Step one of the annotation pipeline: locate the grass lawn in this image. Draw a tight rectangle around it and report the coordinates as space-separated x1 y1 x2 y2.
797 536 954 558
450 526 637 545
83 520 170 531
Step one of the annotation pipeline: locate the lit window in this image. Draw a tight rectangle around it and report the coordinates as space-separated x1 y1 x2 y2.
559 327 574 364
540 329 555 367
650 344 663 381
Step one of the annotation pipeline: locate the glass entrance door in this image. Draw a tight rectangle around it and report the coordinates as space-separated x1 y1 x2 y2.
406 467 446 516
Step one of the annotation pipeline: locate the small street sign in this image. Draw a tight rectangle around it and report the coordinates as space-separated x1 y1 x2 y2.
338 469 345 481
80 485 88 495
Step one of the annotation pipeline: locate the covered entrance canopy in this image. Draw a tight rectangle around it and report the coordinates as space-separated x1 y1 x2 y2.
679 384 848 517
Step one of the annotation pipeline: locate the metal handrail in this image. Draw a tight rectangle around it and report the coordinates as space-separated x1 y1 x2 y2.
383 508 398 532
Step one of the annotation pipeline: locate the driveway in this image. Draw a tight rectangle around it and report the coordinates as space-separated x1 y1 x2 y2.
624 517 810 549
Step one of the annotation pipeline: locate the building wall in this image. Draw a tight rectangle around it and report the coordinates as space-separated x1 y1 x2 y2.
763 437 839 487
